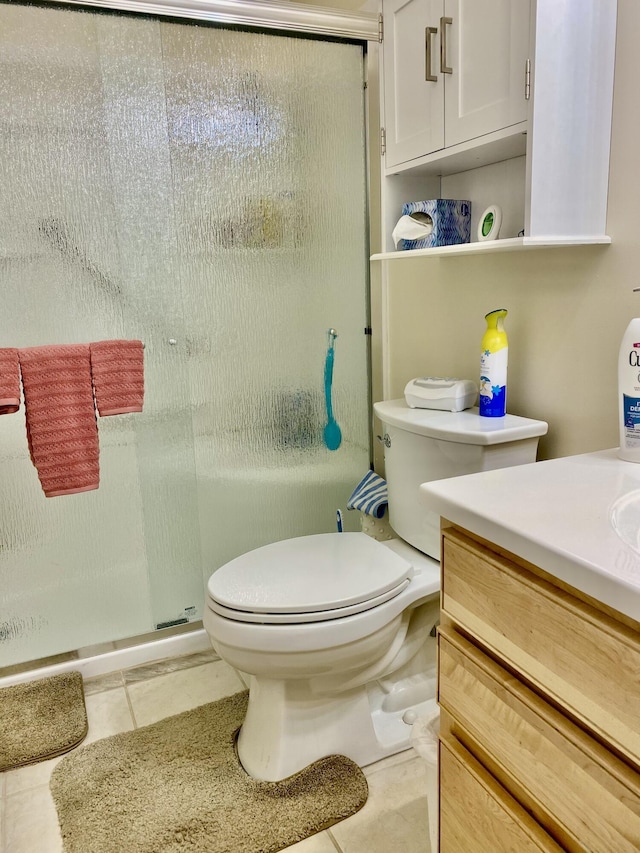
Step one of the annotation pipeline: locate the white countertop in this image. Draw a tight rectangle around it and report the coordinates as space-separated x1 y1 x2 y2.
419 448 640 622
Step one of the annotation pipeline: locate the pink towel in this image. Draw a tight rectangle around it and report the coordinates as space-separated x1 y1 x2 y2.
0 348 21 415
90 340 144 416
18 345 100 497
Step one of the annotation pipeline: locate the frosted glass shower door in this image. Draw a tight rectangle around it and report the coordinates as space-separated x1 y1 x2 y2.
0 2 370 669
0 3 204 664
157 23 371 574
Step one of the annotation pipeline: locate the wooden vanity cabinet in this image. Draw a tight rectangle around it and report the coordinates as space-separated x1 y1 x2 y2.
439 733 564 852
437 523 640 852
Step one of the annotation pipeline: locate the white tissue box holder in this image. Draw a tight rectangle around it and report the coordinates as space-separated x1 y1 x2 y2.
404 377 478 412
400 199 471 249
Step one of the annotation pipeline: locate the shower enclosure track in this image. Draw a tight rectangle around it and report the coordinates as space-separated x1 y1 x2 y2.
48 0 380 42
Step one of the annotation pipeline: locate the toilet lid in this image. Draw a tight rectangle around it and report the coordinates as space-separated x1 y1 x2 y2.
207 532 414 621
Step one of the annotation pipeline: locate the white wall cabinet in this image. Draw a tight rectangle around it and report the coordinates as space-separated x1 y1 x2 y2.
377 0 618 257
443 0 530 150
382 0 530 170
382 0 444 168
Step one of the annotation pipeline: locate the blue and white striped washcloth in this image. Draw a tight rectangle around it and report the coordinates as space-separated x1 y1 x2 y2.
346 470 388 518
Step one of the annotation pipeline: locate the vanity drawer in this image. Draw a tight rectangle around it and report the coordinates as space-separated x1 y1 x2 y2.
441 527 640 768
440 734 563 853
439 627 640 853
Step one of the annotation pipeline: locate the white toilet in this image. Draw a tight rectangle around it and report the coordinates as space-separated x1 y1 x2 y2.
204 399 548 781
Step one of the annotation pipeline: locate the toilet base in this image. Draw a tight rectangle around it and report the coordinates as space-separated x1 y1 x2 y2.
237 671 438 781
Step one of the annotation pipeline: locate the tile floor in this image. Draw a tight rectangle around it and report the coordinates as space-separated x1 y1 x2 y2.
0 649 431 853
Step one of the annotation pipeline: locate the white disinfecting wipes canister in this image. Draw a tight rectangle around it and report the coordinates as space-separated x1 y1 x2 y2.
404 377 478 412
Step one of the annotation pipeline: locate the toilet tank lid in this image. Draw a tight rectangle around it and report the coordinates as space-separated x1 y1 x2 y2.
374 399 548 446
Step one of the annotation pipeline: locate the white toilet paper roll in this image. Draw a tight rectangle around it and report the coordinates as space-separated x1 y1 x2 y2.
392 213 434 248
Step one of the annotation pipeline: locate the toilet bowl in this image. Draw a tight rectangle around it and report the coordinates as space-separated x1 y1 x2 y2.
205 533 440 781
204 401 548 781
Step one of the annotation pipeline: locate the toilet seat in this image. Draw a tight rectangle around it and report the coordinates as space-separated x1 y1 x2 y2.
208 578 412 624
207 532 414 625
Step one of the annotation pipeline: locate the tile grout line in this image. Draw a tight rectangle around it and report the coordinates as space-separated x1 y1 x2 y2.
325 828 343 852
122 671 140 729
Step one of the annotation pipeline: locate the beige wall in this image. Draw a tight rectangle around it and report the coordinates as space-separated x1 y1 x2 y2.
378 0 639 462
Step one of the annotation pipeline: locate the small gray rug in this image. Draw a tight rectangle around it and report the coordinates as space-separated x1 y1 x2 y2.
0 671 88 772
50 690 368 853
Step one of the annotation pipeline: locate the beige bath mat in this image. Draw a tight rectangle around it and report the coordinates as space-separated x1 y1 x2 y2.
50 690 368 853
0 671 88 772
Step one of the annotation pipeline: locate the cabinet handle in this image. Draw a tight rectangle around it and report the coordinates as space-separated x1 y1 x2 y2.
440 16 452 74
425 26 438 82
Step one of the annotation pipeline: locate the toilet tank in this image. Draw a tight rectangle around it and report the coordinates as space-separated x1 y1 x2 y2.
373 400 548 560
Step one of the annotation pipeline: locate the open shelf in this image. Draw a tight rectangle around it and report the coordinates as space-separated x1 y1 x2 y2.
371 235 612 261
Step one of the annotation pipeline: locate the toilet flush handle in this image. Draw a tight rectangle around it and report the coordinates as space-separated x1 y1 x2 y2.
376 433 391 448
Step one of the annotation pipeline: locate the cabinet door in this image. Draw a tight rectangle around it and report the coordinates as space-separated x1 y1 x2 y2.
440 736 564 852
441 527 640 770
382 0 445 168
443 0 530 148
439 628 640 852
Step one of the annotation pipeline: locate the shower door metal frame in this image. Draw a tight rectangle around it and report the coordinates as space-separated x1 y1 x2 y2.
48 0 381 41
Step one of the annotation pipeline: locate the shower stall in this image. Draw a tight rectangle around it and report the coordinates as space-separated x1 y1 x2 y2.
0 0 377 669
